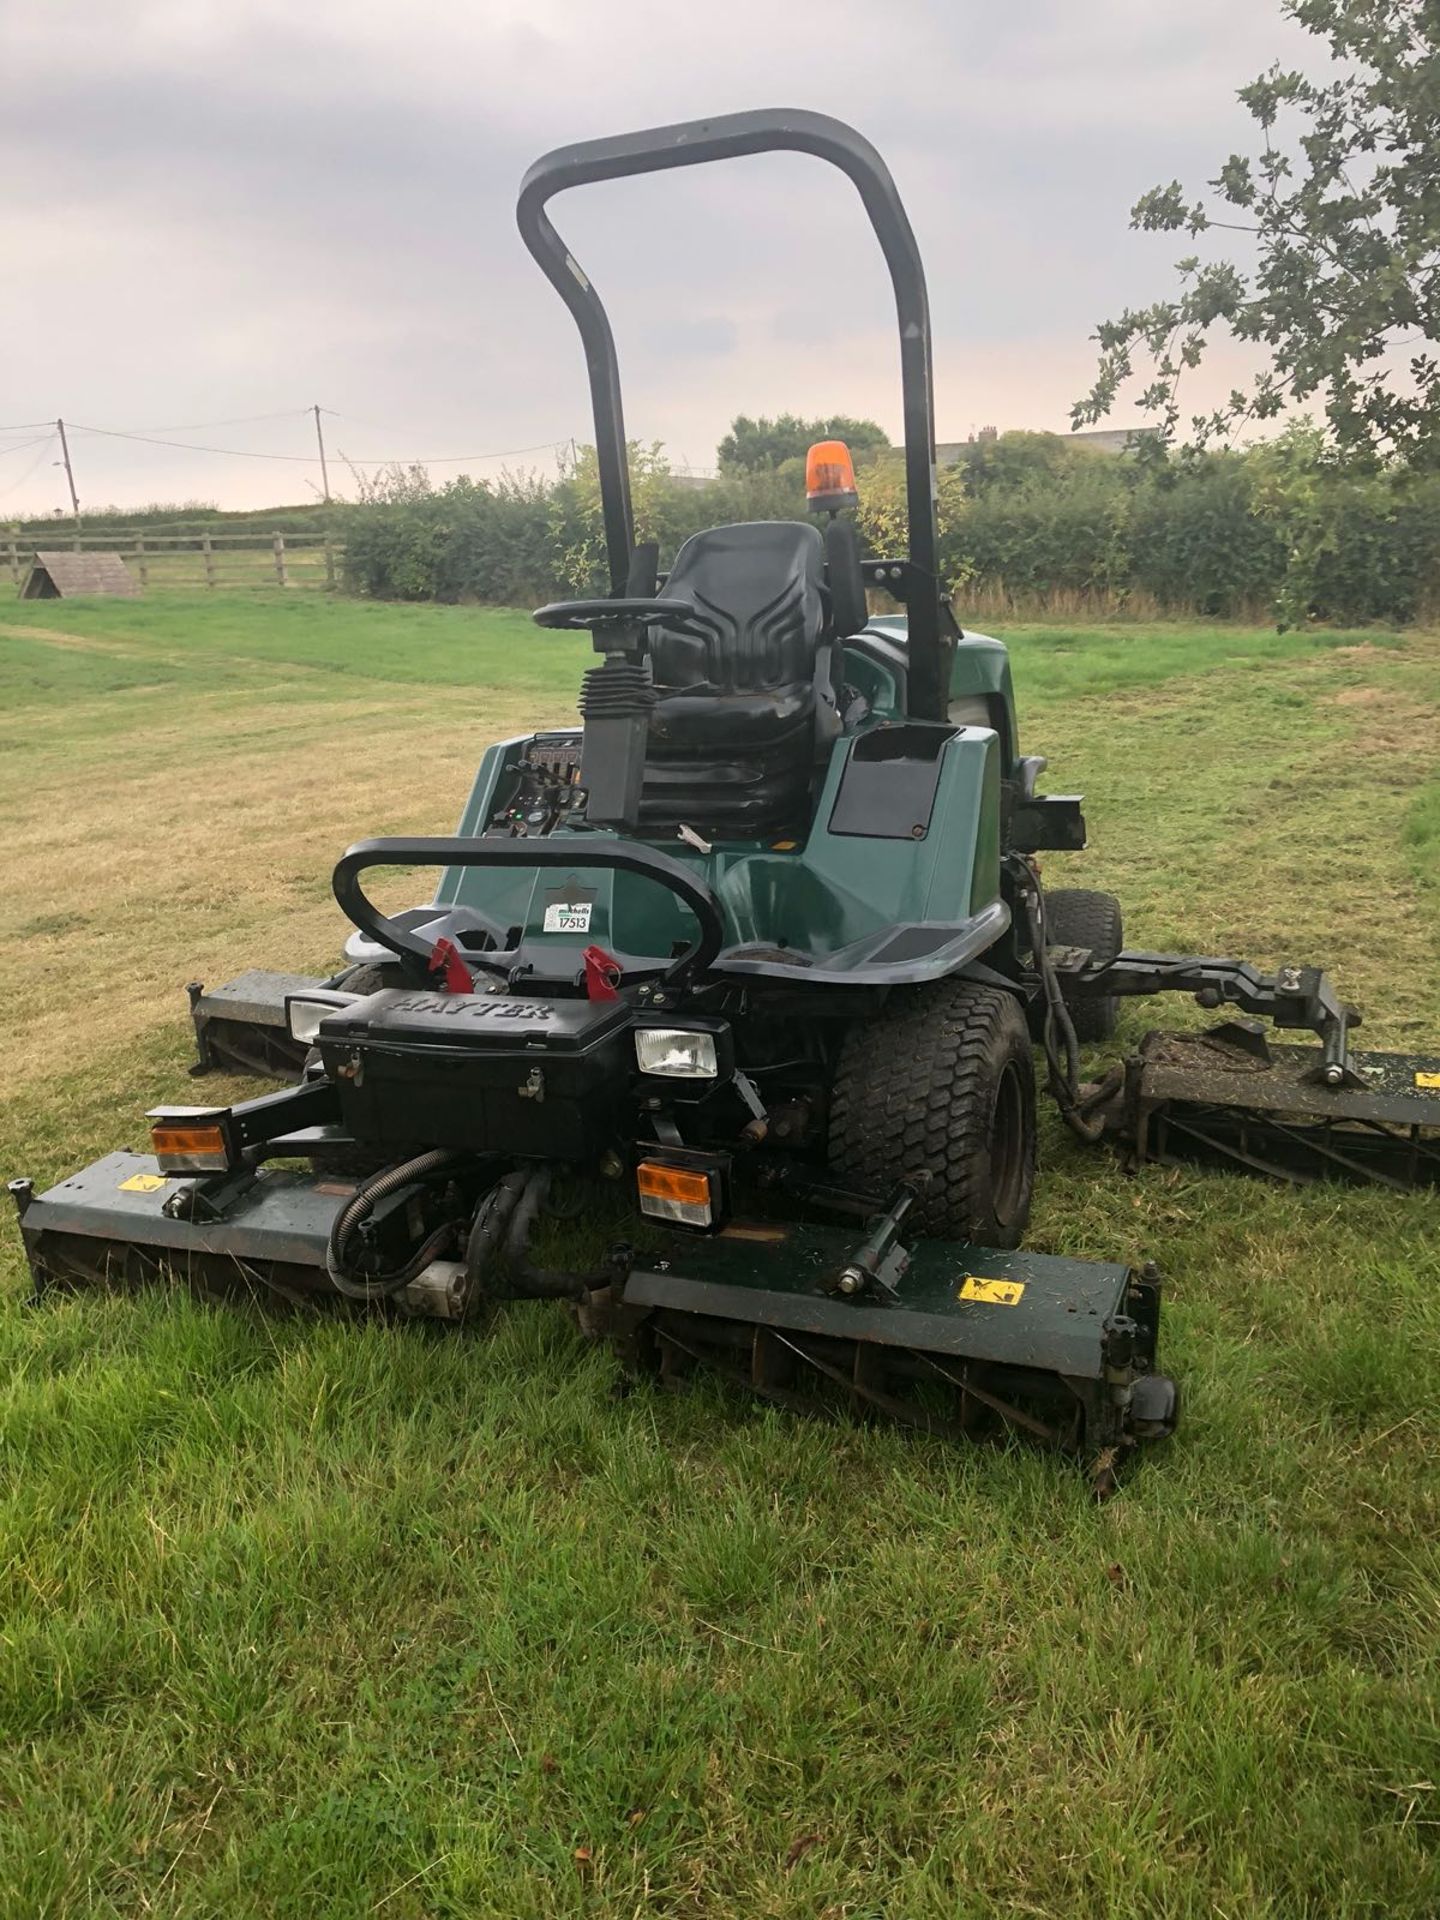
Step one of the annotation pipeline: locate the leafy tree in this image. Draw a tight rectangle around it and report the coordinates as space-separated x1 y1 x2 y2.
549 441 683 593
717 412 889 473
855 452 973 586
1075 1 1440 467
1246 419 1440 623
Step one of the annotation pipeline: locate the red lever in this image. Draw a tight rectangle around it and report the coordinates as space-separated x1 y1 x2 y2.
583 944 621 1002
428 936 475 994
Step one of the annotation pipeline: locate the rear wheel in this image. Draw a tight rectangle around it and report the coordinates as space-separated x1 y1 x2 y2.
828 979 1037 1247
337 962 405 996
1044 888 1123 1043
301 962 401 1082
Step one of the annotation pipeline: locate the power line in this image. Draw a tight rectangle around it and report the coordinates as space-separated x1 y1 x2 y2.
115 407 313 435
0 433 55 459
69 422 317 462
68 420 572 467
4 410 309 439
0 433 57 498
319 412 572 465
338 440 571 467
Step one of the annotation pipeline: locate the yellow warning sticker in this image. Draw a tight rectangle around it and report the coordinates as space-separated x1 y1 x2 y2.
119 1173 168 1193
1417 1072 1440 1090
958 1275 1026 1306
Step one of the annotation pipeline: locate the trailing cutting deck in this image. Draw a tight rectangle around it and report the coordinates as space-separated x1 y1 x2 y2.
1104 1030 1440 1188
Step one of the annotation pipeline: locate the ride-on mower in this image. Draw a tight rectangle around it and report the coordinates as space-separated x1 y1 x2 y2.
12 111 1439 1493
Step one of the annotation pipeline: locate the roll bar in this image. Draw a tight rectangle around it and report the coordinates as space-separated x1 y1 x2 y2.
516 108 948 722
333 837 727 984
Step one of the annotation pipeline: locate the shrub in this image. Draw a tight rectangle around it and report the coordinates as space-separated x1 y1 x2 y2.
337 429 1440 625
1129 454 1283 617
341 466 556 603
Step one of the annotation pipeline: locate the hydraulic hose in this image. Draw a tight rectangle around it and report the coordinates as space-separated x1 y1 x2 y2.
486 1165 623 1300
1023 879 1112 1146
325 1148 468 1300
463 1169 532 1301
328 1156 627 1312
326 1152 621 1308
503 1167 554 1283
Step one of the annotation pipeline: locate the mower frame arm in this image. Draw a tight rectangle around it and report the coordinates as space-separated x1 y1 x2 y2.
516 108 948 722
332 836 728 986
1070 950 1360 1083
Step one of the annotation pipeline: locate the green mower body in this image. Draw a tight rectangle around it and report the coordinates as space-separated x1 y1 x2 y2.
418 623 1023 989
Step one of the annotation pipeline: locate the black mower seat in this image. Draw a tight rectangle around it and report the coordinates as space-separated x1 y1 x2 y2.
641 521 840 839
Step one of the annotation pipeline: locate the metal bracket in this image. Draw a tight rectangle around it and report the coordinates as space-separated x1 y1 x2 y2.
829 1180 922 1299
1060 948 1361 1083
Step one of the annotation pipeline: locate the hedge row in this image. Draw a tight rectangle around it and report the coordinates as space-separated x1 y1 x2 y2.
339 431 1440 626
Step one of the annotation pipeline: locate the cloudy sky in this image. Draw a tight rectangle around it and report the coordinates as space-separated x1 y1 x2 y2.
0 0 1315 515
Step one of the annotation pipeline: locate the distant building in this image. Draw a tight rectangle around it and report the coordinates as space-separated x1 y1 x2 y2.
1064 427 1146 455
936 425 1151 466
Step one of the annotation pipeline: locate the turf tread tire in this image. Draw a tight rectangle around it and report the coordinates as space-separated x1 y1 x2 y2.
339 963 405 996
1044 888 1123 1043
828 979 1037 1248
300 963 401 1087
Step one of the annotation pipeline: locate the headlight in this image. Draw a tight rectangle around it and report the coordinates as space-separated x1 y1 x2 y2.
286 991 362 1045
635 1028 718 1078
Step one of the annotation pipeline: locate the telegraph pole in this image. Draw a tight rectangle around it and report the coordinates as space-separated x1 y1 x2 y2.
313 404 331 504
55 418 81 535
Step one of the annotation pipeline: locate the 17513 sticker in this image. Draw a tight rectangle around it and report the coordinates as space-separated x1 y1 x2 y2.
543 902 592 934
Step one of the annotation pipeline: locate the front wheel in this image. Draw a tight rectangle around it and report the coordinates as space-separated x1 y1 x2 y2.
828 979 1037 1248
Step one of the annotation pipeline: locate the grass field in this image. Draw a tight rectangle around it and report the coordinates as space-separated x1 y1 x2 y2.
1 594 1438 1918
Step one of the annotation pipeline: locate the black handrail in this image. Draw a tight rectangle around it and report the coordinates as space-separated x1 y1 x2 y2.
332 837 727 985
516 108 947 722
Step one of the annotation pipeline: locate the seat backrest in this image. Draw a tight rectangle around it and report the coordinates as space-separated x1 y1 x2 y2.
650 521 826 694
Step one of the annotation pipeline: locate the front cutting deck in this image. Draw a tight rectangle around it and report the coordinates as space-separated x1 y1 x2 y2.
11 1156 1170 1484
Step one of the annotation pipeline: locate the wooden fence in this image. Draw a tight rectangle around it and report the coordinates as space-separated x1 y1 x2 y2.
4 524 342 593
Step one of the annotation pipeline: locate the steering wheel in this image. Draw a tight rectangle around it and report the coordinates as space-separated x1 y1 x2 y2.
532 596 706 637
333 837 727 987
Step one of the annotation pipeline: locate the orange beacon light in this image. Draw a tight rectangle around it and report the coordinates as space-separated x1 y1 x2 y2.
805 439 859 513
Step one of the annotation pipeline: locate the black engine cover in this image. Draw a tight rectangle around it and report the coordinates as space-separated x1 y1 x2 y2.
316 990 633 1158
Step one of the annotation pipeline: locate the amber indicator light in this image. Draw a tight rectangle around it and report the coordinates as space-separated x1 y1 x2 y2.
150 1123 228 1159
636 1162 712 1208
